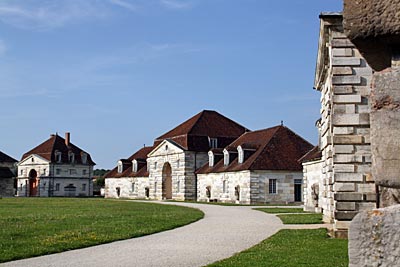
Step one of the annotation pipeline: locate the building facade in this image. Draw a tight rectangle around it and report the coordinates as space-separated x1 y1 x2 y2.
0 151 17 197
303 13 375 238
17 133 96 197
197 126 313 204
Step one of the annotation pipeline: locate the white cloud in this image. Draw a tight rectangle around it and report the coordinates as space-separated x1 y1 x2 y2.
0 0 109 31
160 0 194 9
0 40 6 56
108 0 139 12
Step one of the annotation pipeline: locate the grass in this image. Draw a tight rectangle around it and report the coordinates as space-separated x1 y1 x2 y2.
208 229 348 267
0 198 203 263
255 208 323 224
277 214 323 224
167 200 301 207
254 208 308 214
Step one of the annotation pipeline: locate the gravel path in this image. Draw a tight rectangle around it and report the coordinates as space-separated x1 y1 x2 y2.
2 202 283 267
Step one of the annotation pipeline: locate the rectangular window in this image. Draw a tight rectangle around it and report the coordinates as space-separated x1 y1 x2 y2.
82 184 86 191
20 169 23 176
55 183 60 191
83 169 87 175
294 179 302 185
56 169 61 175
269 179 277 194
209 138 218 149
70 169 77 175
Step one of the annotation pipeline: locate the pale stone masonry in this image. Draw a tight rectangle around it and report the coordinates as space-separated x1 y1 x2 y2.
0 151 17 197
303 13 375 238
17 133 95 197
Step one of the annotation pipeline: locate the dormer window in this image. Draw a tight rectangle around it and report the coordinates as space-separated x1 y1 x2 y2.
81 153 87 164
209 137 218 149
223 149 229 166
117 161 123 173
68 152 75 163
237 146 244 164
208 151 214 167
55 151 62 163
132 160 138 172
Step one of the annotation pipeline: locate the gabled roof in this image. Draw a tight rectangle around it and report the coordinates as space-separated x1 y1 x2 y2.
21 134 95 165
154 110 249 152
0 151 17 163
197 125 314 174
298 146 322 163
105 146 154 179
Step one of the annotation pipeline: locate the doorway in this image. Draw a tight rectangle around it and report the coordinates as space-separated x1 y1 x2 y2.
28 169 38 197
294 179 302 202
162 163 172 199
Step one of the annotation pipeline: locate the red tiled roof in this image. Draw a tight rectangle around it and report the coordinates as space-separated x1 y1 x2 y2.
0 151 17 163
21 134 95 165
197 125 314 174
105 146 154 178
154 110 249 152
298 146 322 163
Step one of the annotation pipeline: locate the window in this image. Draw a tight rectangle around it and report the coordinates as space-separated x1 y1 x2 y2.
81 153 87 164
177 180 180 193
82 184 86 191
154 182 157 193
209 138 218 149
133 160 138 172
20 169 23 176
237 146 244 164
55 151 62 163
269 179 277 194
83 169 87 175
208 151 214 167
223 149 229 166
68 152 75 163
223 180 227 193
177 159 180 168
117 161 123 173
55 183 60 191
56 168 61 175
132 182 135 192
31 158 34 162
70 169 77 175
154 162 158 170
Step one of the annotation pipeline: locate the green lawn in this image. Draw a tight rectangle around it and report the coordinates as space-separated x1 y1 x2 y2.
254 208 308 214
0 198 203 263
277 214 323 224
208 229 348 267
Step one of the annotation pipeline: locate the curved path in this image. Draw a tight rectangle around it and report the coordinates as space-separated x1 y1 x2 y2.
2 202 283 267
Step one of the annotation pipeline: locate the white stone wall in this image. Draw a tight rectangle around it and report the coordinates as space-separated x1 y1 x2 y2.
17 154 93 197
105 177 150 199
198 170 303 204
302 160 323 212
147 140 208 201
313 19 375 237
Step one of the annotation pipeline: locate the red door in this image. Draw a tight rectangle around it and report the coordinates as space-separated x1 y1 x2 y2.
28 169 38 197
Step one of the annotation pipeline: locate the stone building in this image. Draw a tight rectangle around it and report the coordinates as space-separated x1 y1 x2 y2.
105 110 248 201
104 146 154 199
302 13 376 238
0 151 17 197
197 126 313 204
17 132 96 197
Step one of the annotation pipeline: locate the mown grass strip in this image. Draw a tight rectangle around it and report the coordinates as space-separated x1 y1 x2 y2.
277 213 323 224
208 229 348 267
0 198 203 263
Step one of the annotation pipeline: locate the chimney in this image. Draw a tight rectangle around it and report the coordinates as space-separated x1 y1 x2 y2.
65 132 70 146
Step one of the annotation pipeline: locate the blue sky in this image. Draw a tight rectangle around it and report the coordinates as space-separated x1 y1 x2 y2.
0 0 342 169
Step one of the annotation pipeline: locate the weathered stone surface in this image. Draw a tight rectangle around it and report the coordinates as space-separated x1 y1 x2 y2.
371 69 400 189
332 57 361 66
333 182 356 192
332 67 353 75
331 39 355 48
333 135 364 144
333 85 353 95
336 201 356 211
333 95 362 104
349 205 400 267
335 211 358 220
334 173 363 182
334 192 363 201
332 48 353 57
332 75 361 85
332 114 369 126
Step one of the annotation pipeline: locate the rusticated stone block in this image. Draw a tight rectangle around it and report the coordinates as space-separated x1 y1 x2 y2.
332 75 361 85
335 173 364 182
333 85 353 94
334 192 363 201
332 57 361 66
333 182 356 192
332 48 353 57
334 145 355 154
349 205 400 267
332 114 369 126
331 39 355 48
336 201 356 211
333 95 362 104
333 135 364 144
333 127 354 135
335 211 358 220
333 67 353 75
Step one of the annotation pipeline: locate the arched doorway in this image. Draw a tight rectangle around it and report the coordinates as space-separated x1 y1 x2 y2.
28 169 38 197
234 185 240 201
162 163 172 199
